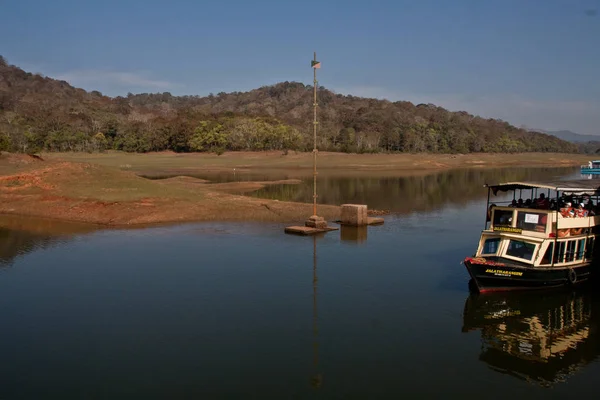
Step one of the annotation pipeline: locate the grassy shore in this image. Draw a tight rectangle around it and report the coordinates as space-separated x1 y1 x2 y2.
0 151 589 226
44 151 590 177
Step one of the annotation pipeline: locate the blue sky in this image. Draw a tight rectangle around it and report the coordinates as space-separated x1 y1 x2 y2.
1 0 599 134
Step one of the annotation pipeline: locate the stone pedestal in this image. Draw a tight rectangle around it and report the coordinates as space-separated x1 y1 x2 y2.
340 204 368 226
305 215 328 229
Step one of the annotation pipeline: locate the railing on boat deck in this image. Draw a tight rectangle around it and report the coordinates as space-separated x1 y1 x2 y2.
487 206 597 238
481 206 598 266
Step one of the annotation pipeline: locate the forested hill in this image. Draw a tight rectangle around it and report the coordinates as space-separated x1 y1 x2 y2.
0 56 577 154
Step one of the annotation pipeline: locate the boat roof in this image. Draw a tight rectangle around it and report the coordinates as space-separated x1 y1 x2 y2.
486 180 600 195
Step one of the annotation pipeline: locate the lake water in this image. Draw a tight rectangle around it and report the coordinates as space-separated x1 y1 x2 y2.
1 166 599 398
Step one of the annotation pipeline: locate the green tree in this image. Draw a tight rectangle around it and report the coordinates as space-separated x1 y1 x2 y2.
337 127 356 152
91 132 108 152
188 121 228 153
167 120 193 152
114 123 151 152
24 130 43 154
0 133 11 153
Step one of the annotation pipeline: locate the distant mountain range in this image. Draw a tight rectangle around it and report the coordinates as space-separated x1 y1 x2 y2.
534 129 600 143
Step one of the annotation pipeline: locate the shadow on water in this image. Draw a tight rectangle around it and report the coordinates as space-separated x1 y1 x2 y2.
0 215 98 267
141 171 288 182
310 234 322 391
0 228 58 267
251 167 578 213
340 225 368 244
462 287 600 387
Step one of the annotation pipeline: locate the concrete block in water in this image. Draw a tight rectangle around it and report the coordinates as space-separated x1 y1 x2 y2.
284 215 339 235
340 204 368 226
285 225 338 235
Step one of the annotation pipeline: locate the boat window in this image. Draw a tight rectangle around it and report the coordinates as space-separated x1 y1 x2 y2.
577 239 585 260
506 240 535 261
586 237 595 259
540 243 553 265
516 211 547 232
565 240 576 262
493 209 514 227
482 238 501 255
554 241 566 264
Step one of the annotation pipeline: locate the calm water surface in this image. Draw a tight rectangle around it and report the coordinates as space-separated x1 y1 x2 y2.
1 167 599 398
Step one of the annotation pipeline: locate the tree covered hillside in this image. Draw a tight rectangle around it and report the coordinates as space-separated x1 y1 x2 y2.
0 56 577 154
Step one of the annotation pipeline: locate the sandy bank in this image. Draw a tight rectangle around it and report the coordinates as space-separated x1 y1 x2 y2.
0 151 587 226
0 154 338 226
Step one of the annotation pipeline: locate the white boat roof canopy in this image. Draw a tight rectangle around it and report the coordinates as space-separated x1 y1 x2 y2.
485 180 600 196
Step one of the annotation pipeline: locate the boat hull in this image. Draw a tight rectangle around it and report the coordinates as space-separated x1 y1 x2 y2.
464 257 592 293
581 168 600 175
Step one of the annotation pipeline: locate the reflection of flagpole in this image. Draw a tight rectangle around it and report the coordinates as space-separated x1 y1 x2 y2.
311 235 322 389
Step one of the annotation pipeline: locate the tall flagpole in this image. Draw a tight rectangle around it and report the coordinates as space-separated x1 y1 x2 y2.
286 53 332 234
285 53 334 235
312 52 319 216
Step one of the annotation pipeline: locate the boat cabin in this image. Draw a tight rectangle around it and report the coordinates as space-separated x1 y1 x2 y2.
476 181 600 268
581 160 600 174
585 160 600 169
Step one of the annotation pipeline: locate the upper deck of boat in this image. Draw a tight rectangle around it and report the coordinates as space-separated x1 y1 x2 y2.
486 180 600 196
484 180 600 239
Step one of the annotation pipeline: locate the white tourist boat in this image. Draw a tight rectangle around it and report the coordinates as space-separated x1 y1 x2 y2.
464 180 600 292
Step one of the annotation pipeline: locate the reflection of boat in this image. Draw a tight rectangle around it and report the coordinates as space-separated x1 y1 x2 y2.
581 174 600 180
464 181 600 292
462 289 600 386
581 160 600 175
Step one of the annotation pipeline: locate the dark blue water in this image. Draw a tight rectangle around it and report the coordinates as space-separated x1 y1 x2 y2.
1 167 599 398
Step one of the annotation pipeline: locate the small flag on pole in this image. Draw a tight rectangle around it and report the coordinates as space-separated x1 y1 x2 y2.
311 60 321 69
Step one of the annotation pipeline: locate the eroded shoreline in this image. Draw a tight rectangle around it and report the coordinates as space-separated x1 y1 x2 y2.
0 151 587 227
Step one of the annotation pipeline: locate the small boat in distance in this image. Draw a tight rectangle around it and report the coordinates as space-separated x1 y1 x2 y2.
464 180 600 293
581 160 600 175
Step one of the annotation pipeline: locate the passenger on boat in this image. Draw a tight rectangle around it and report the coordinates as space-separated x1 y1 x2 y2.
566 195 574 206
560 202 573 217
517 198 524 207
586 199 597 216
509 199 518 207
576 203 589 217
536 193 550 209
586 198 594 210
